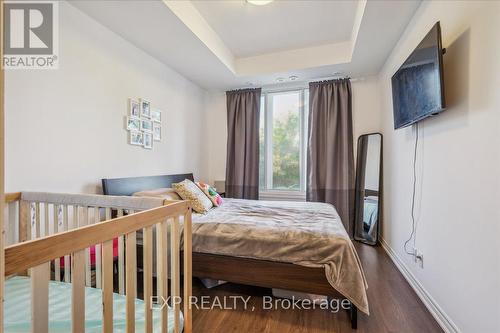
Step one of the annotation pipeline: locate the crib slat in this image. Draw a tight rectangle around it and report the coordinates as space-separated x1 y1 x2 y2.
125 231 136 333
102 239 114 333
31 262 49 333
81 207 92 287
53 205 60 281
44 203 49 237
155 224 159 298
63 205 71 283
7 201 18 246
35 202 40 238
117 209 125 295
95 207 102 289
105 207 112 289
19 200 29 242
171 216 180 333
63 204 68 231
72 250 85 333
129 210 137 294
105 207 112 221
144 226 154 333
183 211 193 333
157 220 168 333
68 205 80 230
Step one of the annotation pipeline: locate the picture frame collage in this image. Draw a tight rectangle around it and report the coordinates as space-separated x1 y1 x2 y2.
126 98 162 149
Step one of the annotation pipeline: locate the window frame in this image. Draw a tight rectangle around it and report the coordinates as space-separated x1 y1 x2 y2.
259 87 308 196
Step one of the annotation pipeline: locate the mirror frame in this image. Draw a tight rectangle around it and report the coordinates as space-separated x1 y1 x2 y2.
354 132 383 246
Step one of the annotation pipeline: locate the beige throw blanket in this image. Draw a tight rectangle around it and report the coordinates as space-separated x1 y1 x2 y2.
191 199 369 315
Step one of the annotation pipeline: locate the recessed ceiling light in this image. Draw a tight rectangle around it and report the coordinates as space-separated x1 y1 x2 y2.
289 75 299 81
276 77 285 83
246 0 274 6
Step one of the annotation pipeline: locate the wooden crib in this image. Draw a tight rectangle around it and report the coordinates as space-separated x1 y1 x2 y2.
3 191 192 333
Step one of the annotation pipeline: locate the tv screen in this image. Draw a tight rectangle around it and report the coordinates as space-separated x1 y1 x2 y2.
391 22 445 129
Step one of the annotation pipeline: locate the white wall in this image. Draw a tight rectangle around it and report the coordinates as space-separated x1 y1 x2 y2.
204 91 227 186
352 76 383 140
6 1 208 194
378 1 500 332
204 76 383 186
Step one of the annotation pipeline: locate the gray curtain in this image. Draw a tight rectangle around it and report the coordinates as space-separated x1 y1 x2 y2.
307 79 355 236
225 88 261 199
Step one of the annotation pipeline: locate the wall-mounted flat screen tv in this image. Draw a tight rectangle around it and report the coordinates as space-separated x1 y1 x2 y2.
391 22 446 129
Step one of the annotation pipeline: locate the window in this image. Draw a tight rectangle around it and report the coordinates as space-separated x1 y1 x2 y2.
259 89 308 194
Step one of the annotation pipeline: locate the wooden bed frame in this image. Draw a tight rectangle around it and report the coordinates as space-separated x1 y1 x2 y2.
102 173 359 329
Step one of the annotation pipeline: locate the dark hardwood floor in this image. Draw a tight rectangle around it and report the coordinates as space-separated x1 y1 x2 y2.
190 242 443 333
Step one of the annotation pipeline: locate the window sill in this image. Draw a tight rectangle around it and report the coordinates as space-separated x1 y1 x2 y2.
259 190 306 202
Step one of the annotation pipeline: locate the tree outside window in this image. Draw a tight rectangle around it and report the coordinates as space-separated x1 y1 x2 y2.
259 89 308 193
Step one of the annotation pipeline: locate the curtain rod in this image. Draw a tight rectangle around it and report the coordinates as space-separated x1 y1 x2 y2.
260 76 365 93
309 75 365 83
226 87 261 94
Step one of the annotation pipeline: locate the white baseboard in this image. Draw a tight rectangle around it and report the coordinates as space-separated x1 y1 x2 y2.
379 237 461 333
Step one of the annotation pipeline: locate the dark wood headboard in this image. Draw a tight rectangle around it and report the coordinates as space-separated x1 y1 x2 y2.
102 173 194 196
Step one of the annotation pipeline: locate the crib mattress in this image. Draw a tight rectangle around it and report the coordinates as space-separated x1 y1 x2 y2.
4 276 183 333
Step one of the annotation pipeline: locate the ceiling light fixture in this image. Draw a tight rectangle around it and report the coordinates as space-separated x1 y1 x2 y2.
276 77 285 83
246 0 274 6
289 75 299 81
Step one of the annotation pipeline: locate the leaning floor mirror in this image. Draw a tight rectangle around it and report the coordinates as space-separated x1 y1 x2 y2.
354 133 383 245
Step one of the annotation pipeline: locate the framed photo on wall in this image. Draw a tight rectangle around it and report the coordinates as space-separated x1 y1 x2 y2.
126 117 140 131
129 130 143 146
143 132 153 149
140 99 151 118
129 99 140 117
151 109 162 122
153 122 161 141
141 119 153 132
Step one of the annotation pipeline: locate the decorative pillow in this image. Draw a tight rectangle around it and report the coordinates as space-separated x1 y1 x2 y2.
172 179 213 213
133 188 182 201
196 182 223 207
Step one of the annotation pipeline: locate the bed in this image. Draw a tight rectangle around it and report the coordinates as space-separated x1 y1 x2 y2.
102 173 369 329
